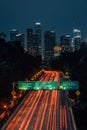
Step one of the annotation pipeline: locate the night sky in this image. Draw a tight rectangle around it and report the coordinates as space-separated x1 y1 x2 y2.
0 0 87 42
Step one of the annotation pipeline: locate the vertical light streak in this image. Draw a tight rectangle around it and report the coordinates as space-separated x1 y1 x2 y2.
46 91 53 130
52 90 57 130
60 105 63 130
39 91 50 130
64 106 68 130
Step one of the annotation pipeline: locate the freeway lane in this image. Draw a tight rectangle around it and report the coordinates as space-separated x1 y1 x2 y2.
6 90 58 130
1 71 74 130
60 91 68 130
59 90 74 130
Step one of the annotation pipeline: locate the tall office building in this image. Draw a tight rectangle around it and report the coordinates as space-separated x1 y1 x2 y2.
60 35 71 52
10 29 18 41
16 34 25 48
44 30 55 59
27 28 33 49
10 29 25 48
73 29 81 51
32 34 39 55
35 22 42 55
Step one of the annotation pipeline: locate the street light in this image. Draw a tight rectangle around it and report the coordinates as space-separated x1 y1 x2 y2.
3 105 7 109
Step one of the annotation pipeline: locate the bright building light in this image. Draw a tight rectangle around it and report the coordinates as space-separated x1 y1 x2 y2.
73 29 80 32
35 22 41 25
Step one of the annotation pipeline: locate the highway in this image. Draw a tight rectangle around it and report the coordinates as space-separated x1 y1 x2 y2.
1 71 75 130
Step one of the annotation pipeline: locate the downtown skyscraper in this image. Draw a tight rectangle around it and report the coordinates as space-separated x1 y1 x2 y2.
44 30 55 60
27 28 33 49
72 29 81 52
10 29 19 42
35 22 42 55
10 29 25 48
60 35 71 53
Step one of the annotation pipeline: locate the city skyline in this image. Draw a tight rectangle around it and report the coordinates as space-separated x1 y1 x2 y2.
0 0 87 41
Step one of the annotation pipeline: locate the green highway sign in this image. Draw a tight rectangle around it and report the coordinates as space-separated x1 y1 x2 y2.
18 81 35 90
59 80 79 90
18 80 79 90
18 81 58 90
41 81 58 90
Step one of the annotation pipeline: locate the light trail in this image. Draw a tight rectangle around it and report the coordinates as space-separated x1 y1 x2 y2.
46 90 53 130
60 105 63 130
53 90 57 130
64 106 68 130
6 92 35 130
20 91 43 130
33 91 50 130
38 91 50 130
60 105 68 130
46 90 58 130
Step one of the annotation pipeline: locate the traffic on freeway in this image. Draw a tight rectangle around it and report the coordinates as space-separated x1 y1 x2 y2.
1 71 76 130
